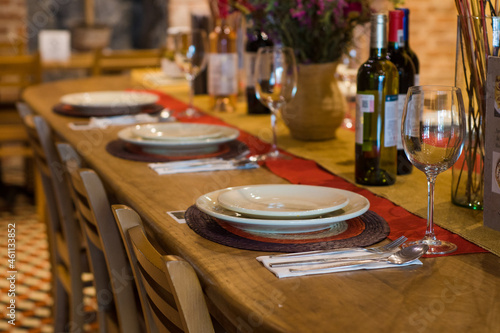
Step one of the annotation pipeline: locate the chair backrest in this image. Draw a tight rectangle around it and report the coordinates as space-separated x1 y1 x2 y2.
92 48 163 76
112 205 215 333
57 143 142 333
0 52 41 104
0 39 26 56
17 103 88 331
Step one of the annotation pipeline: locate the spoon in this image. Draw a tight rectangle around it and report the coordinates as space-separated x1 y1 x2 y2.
288 244 428 272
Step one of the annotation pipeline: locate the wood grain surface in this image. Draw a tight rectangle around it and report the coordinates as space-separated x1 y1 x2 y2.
23 76 500 333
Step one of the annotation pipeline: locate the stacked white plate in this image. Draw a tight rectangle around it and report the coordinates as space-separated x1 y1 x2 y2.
60 91 159 115
195 184 370 234
118 123 240 156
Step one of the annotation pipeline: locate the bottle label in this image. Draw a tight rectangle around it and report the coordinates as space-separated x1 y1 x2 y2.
398 29 405 46
208 53 238 95
384 95 398 148
355 94 374 144
397 93 407 149
244 52 257 88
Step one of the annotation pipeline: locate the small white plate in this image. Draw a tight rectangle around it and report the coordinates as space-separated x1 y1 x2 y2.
195 187 370 234
60 91 159 108
132 123 225 141
118 123 239 156
217 185 349 219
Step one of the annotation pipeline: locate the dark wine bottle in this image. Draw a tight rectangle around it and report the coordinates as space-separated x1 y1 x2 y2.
245 28 273 114
355 13 398 186
387 10 415 175
397 8 420 85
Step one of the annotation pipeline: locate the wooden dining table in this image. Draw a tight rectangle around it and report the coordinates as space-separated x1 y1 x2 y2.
23 75 500 332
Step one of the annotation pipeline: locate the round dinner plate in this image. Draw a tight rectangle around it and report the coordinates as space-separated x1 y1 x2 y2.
117 123 239 155
195 187 370 234
132 123 226 141
217 184 349 219
60 91 159 109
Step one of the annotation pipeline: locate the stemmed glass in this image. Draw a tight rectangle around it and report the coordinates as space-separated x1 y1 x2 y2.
168 29 208 117
402 85 466 254
254 46 297 160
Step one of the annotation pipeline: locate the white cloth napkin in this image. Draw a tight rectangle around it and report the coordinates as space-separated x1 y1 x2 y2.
68 114 158 130
257 250 422 278
149 158 259 175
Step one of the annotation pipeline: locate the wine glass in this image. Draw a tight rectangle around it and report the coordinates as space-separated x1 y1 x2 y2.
254 46 298 160
402 85 466 254
168 29 208 117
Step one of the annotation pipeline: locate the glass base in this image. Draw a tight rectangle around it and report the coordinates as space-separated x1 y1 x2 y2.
253 150 291 161
404 239 457 255
178 107 201 118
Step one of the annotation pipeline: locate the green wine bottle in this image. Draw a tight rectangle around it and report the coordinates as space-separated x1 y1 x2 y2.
355 13 398 186
387 10 415 175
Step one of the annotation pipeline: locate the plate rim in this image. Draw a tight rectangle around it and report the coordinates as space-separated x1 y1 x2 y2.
60 90 159 108
117 124 240 149
195 186 370 233
216 184 350 218
131 123 226 141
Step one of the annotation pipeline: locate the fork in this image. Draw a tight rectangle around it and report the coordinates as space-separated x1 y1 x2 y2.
268 235 408 259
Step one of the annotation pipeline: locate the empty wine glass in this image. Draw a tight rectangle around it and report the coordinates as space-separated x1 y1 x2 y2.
254 46 297 160
168 29 208 117
402 85 466 254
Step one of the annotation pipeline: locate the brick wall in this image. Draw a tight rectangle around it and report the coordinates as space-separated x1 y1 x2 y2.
166 0 458 86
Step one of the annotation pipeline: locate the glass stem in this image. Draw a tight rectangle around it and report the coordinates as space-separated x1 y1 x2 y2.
425 175 438 242
188 77 194 110
270 109 279 154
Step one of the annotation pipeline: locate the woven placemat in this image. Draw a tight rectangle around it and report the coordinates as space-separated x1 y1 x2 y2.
53 103 164 117
185 206 390 252
106 140 249 162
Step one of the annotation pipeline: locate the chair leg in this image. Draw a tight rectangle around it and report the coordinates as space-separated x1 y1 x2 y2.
34 169 46 224
53 279 70 333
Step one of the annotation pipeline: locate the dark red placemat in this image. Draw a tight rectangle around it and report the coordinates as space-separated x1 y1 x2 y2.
53 103 164 117
106 139 249 162
185 206 389 252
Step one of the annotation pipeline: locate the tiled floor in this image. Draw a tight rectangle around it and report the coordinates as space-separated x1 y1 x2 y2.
0 157 97 332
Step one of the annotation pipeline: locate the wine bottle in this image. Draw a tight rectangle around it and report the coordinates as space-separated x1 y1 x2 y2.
245 27 273 114
355 13 398 186
208 13 239 112
397 8 420 85
387 10 415 175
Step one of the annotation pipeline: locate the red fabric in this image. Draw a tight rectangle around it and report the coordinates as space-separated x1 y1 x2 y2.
146 89 488 256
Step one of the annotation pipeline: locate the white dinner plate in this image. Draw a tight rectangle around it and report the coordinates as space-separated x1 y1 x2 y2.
118 123 239 156
132 123 226 141
217 184 349 219
60 91 159 108
195 187 370 234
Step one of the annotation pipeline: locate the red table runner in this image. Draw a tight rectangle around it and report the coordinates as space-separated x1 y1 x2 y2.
148 90 488 257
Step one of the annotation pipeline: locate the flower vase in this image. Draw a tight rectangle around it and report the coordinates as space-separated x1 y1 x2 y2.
452 15 486 210
282 62 346 141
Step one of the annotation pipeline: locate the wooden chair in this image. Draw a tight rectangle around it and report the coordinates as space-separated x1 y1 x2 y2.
92 48 163 76
112 205 216 333
0 52 42 211
0 39 25 56
17 103 91 332
57 143 143 333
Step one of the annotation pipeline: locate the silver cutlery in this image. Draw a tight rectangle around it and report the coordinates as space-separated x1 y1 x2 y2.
288 244 428 272
268 235 408 259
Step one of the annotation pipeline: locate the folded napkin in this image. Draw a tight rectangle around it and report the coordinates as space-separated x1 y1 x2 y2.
257 250 422 278
69 114 158 130
149 158 259 175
